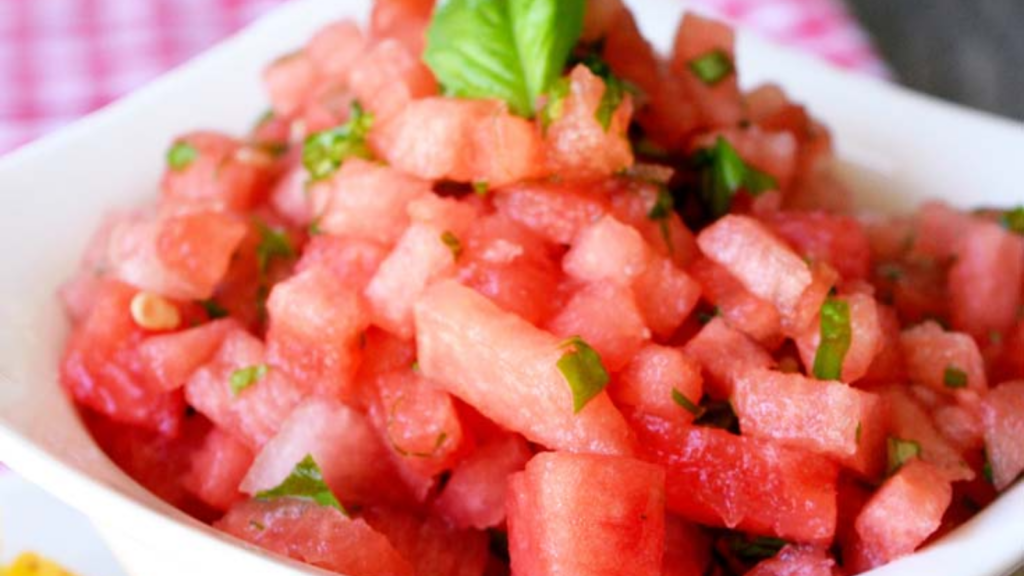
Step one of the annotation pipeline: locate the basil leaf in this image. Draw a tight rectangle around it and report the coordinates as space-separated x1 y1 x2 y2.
255 221 296 275
424 0 586 118
647 187 675 221
198 299 229 320
726 535 787 562
671 388 702 417
887 437 921 476
693 137 777 218
557 336 610 413
812 297 852 381
540 77 571 129
943 365 968 389
440 230 463 261
689 49 734 85
1001 206 1024 235
302 101 374 181
256 454 346 513
167 142 198 171
230 364 269 396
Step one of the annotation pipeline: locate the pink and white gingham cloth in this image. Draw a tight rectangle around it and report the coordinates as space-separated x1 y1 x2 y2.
0 0 885 155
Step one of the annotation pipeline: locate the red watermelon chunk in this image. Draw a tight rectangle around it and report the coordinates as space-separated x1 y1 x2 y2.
563 215 651 283
507 452 666 576
306 20 367 79
160 132 272 213
980 381 1024 490
948 218 1024 340
688 257 783 348
795 292 883 383
670 14 743 129
883 386 975 482
613 343 703 428
61 280 185 435
216 499 414 576
998 320 1024 381
182 427 254 512
545 65 634 182
682 317 775 399
241 397 415 506
745 546 834 576
268 164 312 228
634 416 838 544
347 38 437 123
859 303 908 386
545 282 649 372
609 182 700 269
264 53 317 118
733 369 886 478
185 328 304 450
854 460 952 567
912 201 973 261
633 256 702 339
661 516 712 576
365 195 477 338
371 97 545 187
309 158 432 245
900 321 987 395
139 319 238 392
369 368 466 479
266 265 369 398
294 235 388 292
761 210 872 281
433 433 532 530
370 0 434 56
362 506 489 576
493 181 609 245
415 280 636 456
933 402 984 451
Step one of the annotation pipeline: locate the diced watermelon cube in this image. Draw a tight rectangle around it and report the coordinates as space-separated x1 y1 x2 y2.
61 280 185 435
365 195 477 338
613 343 703 428
309 158 432 245
854 460 952 567
661 516 712 576
633 256 702 339
545 65 634 182
264 53 317 118
761 210 872 281
355 327 418 393
266 265 369 398
368 368 466 479
563 215 651 283
138 319 238 392
160 132 272 213
433 433 532 530
371 97 545 187
216 500 414 576
295 235 388 291
670 14 743 129
182 427 253 511
682 317 775 399
493 181 609 245
507 452 665 576
608 182 700 269
240 397 415 506
948 218 1024 340
997 320 1024 381
912 201 973 261
362 506 489 576
688 257 783 348
744 546 835 576
634 416 838 544
268 163 313 227
882 386 975 482
545 282 649 372
859 303 908 386
980 381 1024 490
456 213 562 326
347 38 437 123
415 280 636 456
369 0 434 56
733 369 886 479
795 292 883 383
933 402 984 451
900 321 988 395
306 20 367 80
185 328 305 449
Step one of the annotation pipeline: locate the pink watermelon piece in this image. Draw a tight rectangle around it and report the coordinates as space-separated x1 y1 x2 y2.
493 181 609 245
661 516 712 576
682 317 775 399
670 14 743 129
263 53 317 118
139 319 239 392
882 386 975 482
859 303 908 386
415 280 636 456
633 256 702 339
305 20 367 79
613 343 703 428
347 38 437 123
216 499 414 576
761 210 872 281
160 132 272 213
507 451 666 576
688 257 783 348
744 546 835 576
362 506 489 576
182 427 254 511
545 281 648 373
980 380 1024 490
795 292 883 384
563 215 651 283
608 182 700 269
433 433 532 530
911 201 974 261
948 218 1024 340
294 235 388 292
692 127 796 190
900 321 988 395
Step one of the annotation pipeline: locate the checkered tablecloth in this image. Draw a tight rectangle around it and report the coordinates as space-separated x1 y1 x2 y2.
0 0 885 155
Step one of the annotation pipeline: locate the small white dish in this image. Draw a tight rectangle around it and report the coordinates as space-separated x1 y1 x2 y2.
0 1 1021 575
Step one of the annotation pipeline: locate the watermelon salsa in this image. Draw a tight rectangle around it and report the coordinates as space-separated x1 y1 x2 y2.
58 0 1024 574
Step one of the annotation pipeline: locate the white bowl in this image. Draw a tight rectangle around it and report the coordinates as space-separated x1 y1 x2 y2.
0 1 1021 575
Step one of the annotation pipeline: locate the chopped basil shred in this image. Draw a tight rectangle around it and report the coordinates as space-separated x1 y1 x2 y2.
693 399 739 433
256 454 346 513
230 364 268 396
440 231 463 261
982 451 994 485
671 388 702 417
693 137 777 218
887 437 922 475
575 54 633 131
424 0 585 118
540 77 571 129
473 181 490 196
198 298 229 319
812 297 852 381
943 365 969 389
557 336 610 413
302 101 374 181
255 221 296 275
647 187 675 251
1001 206 1024 235
726 535 787 562
167 142 198 171
688 49 734 85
